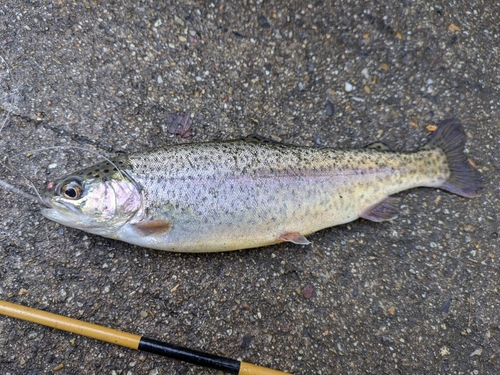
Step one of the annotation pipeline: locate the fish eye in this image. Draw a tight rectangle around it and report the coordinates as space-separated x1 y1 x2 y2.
61 183 82 200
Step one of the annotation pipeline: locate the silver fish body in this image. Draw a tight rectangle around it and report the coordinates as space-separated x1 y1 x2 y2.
41 119 482 252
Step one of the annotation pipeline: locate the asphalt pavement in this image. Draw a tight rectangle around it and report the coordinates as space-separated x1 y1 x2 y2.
0 1 499 374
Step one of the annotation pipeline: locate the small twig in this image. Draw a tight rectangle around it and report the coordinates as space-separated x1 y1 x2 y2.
0 54 13 132
468 296 472 327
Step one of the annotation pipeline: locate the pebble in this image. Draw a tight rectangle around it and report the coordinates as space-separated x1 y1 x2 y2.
325 101 334 116
54 364 64 371
440 346 450 356
240 334 254 349
59 288 67 300
470 348 482 357
353 284 359 297
345 82 354 92
361 68 369 79
232 31 245 39
174 15 185 27
441 296 452 313
257 15 271 29
302 284 316 299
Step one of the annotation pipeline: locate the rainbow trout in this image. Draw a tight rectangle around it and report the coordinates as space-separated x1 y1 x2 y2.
41 119 482 252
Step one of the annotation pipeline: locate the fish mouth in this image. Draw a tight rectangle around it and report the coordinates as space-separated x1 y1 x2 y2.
40 196 104 232
41 194 83 215
40 194 54 208
40 202 87 230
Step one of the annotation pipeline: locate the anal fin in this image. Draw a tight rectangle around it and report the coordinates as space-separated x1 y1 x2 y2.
360 197 399 222
132 220 173 236
278 231 311 245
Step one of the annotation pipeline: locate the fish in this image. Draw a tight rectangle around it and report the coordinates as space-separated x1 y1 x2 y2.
41 118 482 253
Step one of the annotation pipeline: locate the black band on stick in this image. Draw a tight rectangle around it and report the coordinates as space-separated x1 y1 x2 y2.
138 337 240 374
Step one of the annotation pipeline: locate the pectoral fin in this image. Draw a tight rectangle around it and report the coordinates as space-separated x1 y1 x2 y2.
278 231 311 245
360 197 399 222
132 220 173 236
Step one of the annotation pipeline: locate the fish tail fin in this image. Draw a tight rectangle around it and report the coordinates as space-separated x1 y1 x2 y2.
423 118 483 198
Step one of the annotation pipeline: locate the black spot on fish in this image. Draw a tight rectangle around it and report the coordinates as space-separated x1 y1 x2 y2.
103 169 109 173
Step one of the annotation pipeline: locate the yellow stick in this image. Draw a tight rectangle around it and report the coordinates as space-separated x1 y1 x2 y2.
0 300 140 348
0 300 290 375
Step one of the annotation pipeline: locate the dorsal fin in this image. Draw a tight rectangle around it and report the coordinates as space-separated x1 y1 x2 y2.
365 142 391 151
244 134 284 145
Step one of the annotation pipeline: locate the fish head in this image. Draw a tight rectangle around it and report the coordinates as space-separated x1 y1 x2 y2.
41 161 142 237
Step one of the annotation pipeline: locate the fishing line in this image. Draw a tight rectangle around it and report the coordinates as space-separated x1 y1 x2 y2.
0 178 38 201
8 145 124 179
2 145 127 201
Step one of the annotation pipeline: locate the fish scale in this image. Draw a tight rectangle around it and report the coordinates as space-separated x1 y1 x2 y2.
41 119 482 252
